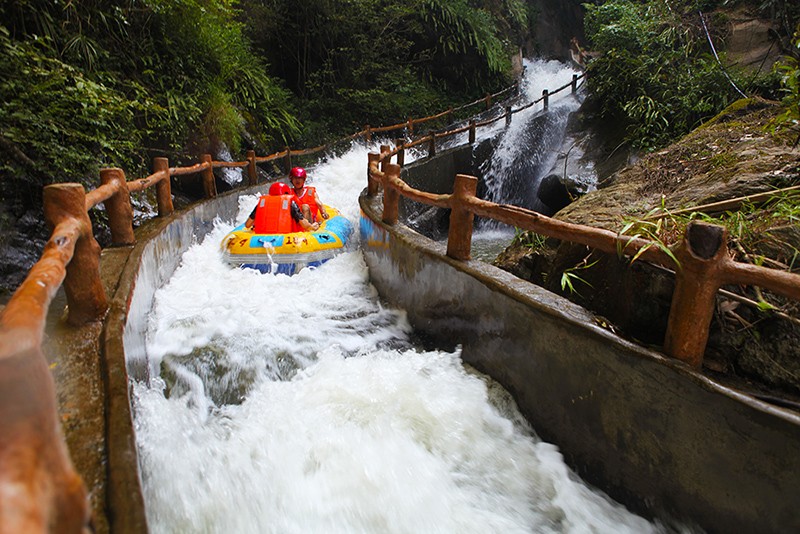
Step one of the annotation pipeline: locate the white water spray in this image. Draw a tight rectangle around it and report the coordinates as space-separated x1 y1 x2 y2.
480 59 582 210
134 63 672 534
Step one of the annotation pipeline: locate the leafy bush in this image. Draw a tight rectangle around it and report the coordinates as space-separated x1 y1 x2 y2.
0 0 529 187
143 0 300 148
249 0 524 142
583 0 763 151
768 24 800 145
0 25 149 186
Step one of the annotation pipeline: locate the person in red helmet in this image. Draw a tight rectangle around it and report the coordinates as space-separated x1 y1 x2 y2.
244 181 319 232
289 166 329 222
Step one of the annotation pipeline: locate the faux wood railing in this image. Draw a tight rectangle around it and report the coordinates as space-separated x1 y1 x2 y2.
367 153 800 370
0 78 536 532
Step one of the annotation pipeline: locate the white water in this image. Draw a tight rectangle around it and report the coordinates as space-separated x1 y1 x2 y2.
135 61 668 533
480 59 583 207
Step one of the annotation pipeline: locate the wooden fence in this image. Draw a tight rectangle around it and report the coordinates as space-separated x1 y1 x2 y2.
366 149 800 369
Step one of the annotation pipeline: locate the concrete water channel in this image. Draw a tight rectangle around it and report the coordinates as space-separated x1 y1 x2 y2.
47 143 800 533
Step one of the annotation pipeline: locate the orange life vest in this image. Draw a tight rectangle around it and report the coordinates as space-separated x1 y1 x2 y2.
293 186 319 220
253 195 301 233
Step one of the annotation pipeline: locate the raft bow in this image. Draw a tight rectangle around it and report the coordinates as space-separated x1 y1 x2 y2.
221 205 352 275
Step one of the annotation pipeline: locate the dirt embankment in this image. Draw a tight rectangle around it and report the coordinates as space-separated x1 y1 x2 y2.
495 98 800 401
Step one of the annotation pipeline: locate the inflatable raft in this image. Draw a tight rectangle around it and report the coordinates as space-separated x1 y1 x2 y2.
221 202 352 275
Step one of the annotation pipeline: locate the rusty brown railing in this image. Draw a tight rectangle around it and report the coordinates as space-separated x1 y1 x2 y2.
367 147 800 370
362 73 584 161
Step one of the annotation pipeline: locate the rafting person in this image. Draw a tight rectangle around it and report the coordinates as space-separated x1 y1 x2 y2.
244 181 319 232
289 166 329 223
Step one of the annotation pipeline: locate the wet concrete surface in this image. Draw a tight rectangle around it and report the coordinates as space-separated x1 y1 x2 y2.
43 245 135 534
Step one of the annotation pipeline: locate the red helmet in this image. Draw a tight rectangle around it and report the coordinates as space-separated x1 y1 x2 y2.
289 167 307 180
268 182 292 196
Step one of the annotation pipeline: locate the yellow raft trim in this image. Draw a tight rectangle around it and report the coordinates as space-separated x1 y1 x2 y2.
221 206 349 262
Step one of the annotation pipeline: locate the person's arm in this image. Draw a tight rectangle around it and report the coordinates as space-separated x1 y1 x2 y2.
291 200 319 231
244 206 257 230
314 191 329 219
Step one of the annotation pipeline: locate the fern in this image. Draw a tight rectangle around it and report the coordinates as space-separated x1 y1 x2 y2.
420 0 509 74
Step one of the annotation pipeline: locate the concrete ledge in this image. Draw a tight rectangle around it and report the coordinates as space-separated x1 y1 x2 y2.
104 186 252 532
52 185 262 533
359 191 800 534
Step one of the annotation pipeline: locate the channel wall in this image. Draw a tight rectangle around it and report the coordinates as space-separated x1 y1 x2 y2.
103 186 251 532
358 188 800 534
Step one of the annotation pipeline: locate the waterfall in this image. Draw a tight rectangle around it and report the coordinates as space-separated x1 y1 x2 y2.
480 59 583 216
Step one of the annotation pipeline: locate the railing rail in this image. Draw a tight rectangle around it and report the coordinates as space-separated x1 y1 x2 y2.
369 73 584 162
366 146 800 370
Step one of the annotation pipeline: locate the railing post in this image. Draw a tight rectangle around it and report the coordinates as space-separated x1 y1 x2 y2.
100 168 135 245
201 154 216 198
485 93 492 110
446 174 478 261
505 106 512 126
572 74 578 93
246 150 258 186
406 118 414 137
0 330 89 533
664 222 728 369
379 144 391 177
448 107 454 123
394 138 405 167
367 152 380 196
469 120 476 144
428 133 436 157
43 183 108 325
543 89 549 111
382 163 401 225
152 158 174 217
364 125 372 143
284 146 292 174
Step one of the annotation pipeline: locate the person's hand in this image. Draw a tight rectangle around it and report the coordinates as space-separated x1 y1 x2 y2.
311 222 320 231
321 210 330 219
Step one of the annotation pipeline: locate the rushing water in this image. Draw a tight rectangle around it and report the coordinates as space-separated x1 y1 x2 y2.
134 61 670 533
480 59 583 210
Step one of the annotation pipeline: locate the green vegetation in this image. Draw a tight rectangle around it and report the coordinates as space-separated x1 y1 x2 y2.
246 0 525 144
617 215 681 267
768 24 800 145
560 258 597 296
0 0 526 203
0 0 298 199
0 25 149 185
510 228 548 251
610 189 800 324
621 189 800 274
583 0 795 151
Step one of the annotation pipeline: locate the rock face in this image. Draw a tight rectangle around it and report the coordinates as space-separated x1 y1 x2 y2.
495 98 800 399
723 8 785 73
527 0 587 59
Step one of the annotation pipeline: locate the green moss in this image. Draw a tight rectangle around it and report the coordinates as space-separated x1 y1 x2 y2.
698 98 775 130
708 152 739 169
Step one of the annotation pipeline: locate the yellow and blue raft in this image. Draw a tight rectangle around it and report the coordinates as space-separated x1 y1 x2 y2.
221 205 352 275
